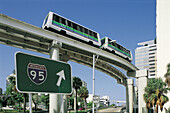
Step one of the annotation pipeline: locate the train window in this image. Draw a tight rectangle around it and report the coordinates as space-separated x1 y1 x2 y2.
84 28 88 34
93 32 97 38
117 44 121 49
122 47 125 51
61 18 66 25
113 42 118 46
112 42 115 46
91 32 94 37
124 49 128 53
108 39 112 44
89 30 92 36
125 49 130 54
73 23 77 30
120 46 124 51
120 47 124 51
79 26 83 32
67 20 72 27
77 26 80 31
119 45 123 50
53 14 60 22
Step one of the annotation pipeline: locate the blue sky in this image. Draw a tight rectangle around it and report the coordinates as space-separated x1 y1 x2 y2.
0 0 156 102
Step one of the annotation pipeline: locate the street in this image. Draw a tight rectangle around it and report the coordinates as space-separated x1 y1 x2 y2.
97 107 123 112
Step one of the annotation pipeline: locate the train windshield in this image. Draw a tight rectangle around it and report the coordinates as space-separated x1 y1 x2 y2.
101 38 106 45
43 14 49 26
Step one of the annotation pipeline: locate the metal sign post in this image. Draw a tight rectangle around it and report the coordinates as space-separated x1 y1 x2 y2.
29 93 32 113
93 95 100 113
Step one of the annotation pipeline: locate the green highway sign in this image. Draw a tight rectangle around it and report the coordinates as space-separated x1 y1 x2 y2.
15 52 72 94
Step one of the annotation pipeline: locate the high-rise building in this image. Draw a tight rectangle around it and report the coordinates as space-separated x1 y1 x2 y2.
135 40 157 78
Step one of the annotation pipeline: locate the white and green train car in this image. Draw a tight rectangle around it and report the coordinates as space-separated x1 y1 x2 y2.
101 37 132 62
42 11 101 46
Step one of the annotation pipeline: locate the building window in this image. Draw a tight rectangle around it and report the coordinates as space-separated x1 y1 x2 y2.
149 56 155 59
149 53 155 55
149 49 157 51
149 67 155 69
150 63 155 66
150 74 155 76
150 70 155 73
149 45 156 48
149 60 155 62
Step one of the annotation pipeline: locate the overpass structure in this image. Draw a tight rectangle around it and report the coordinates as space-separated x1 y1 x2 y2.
0 13 138 113
0 13 137 85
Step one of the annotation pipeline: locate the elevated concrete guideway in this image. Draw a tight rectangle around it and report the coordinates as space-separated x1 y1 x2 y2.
0 13 138 113
0 13 138 86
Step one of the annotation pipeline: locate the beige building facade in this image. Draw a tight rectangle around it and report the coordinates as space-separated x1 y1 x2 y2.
135 40 157 78
157 0 170 112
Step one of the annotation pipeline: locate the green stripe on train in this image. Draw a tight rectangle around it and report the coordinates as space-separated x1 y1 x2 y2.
52 20 98 41
108 44 131 57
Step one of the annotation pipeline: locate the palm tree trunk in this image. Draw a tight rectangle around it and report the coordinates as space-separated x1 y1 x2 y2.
23 93 26 113
84 98 87 109
76 89 78 112
19 102 21 112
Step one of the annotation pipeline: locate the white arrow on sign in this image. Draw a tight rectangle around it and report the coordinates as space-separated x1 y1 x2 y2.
56 70 66 86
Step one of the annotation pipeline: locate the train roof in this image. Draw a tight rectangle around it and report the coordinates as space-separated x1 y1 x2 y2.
50 11 99 34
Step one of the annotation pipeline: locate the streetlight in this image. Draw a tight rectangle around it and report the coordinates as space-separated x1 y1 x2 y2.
92 39 116 113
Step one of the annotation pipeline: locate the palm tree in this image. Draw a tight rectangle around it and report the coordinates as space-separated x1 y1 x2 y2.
0 96 3 109
40 94 49 110
5 75 23 111
5 70 28 113
67 94 74 110
78 86 89 109
5 76 16 95
5 75 16 105
73 77 82 112
32 93 40 111
164 63 170 87
143 78 170 112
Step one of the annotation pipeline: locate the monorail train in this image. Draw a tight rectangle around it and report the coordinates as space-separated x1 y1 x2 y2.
101 37 132 62
42 11 101 46
42 12 132 62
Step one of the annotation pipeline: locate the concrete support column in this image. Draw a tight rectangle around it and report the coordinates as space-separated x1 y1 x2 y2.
63 95 67 113
49 40 63 113
60 53 70 113
136 69 148 113
133 86 138 113
126 79 134 113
